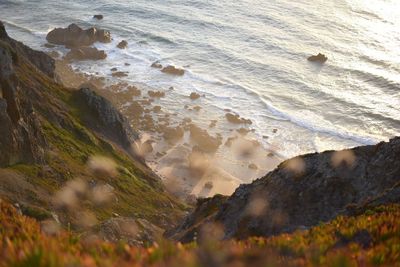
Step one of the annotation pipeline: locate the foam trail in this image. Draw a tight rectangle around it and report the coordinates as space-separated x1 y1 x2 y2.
261 98 379 145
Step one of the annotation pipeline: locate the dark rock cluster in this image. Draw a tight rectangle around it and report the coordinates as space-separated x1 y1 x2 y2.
46 23 111 61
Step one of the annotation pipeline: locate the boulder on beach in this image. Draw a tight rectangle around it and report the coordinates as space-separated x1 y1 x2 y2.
151 61 162 69
65 47 107 61
93 14 104 20
46 23 111 47
307 53 328 63
117 40 128 49
161 65 185 76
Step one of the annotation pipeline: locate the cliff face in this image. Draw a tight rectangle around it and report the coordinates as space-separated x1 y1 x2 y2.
73 87 139 150
0 26 47 166
168 137 400 242
0 22 185 237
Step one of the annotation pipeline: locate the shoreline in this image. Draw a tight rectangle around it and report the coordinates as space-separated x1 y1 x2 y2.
53 58 283 199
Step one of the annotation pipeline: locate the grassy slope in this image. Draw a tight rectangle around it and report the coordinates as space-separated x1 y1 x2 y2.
2 54 186 228
1 199 399 267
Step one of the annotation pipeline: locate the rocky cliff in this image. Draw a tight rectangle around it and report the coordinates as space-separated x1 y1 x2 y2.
0 23 47 166
168 137 400 242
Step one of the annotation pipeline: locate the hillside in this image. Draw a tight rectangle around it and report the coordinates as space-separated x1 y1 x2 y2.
0 21 186 243
168 137 400 242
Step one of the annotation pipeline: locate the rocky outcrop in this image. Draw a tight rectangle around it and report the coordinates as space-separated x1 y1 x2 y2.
168 137 400 242
308 53 328 63
65 47 107 61
74 87 139 149
0 23 47 167
46 23 111 47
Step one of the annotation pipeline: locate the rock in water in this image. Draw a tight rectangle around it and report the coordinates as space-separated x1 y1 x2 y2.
225 113 252 124
151 61 162 69
46 23 111 47
65 47 107 61
117 40 128 49
161 65 185 76
189 92 201 100
93 14 103 20
307 53 328 63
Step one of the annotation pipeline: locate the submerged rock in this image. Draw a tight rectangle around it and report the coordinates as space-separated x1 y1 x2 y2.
46 23 111 47
307 53 328 63
161 65 185 76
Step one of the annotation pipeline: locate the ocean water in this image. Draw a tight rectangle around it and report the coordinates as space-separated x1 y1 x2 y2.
1 0 399 160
